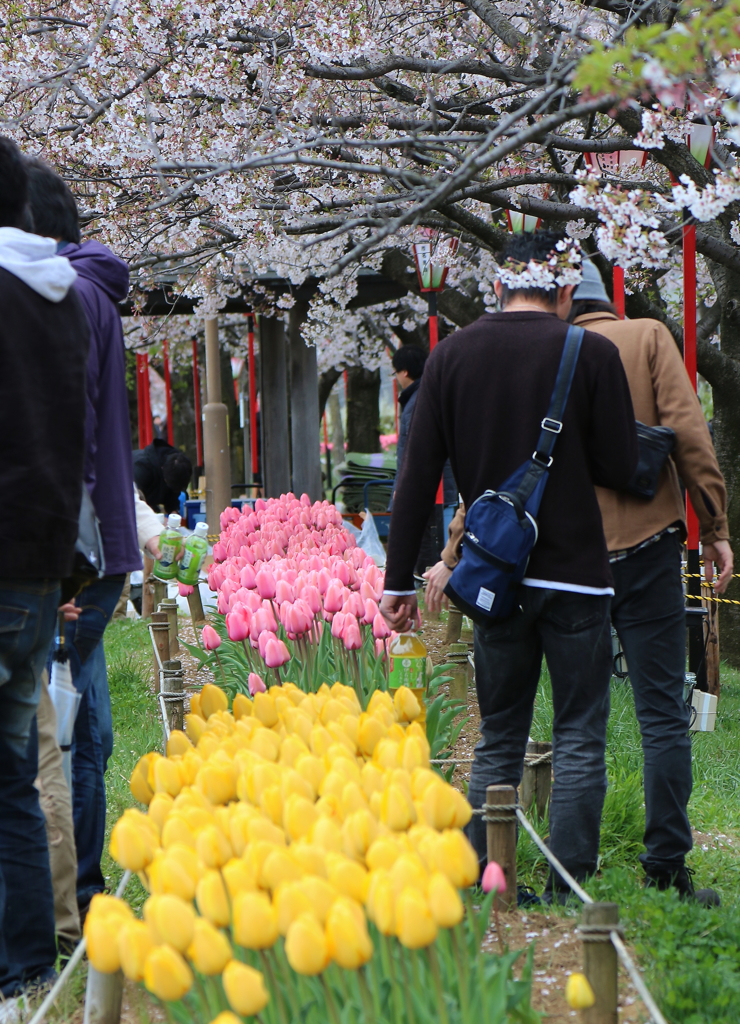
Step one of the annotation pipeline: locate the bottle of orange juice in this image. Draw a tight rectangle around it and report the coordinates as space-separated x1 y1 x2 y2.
388 633 428 720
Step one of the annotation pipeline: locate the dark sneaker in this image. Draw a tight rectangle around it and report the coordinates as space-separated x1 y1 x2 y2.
517 885 542 907
645 865 720 906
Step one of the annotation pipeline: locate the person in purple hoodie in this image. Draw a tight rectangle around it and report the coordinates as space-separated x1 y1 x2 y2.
26 158 143 923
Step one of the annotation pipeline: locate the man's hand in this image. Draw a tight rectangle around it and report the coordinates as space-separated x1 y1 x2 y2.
145 536 162 560
703 540 734 594
379 593 421 633
59 601 81 622
423 561 453 615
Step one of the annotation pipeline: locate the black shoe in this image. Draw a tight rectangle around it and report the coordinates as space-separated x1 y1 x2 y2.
645 865 720 906
517 885 542 907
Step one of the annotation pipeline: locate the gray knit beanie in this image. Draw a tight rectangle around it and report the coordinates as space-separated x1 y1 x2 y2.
573 259 610 302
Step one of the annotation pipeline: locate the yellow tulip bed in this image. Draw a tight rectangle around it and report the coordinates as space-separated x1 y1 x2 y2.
89 681 538 1024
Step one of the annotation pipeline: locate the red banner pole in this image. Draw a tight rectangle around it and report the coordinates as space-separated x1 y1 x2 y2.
163 339 174 445
248 314 259 479
683 222 700 549
192 338 204 467
136 352 146 447
141 353 153 445
613 266 626 319
427 292 444 505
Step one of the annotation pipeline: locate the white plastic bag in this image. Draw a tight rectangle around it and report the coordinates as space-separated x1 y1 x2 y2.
48 661 81 793
358 510 386 567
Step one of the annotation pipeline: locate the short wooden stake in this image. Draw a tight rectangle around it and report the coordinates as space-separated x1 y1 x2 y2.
187 586 207 627
520 741 552 819
159 597 179 658
445 604 463 644
152 578 167 610
581 902 619 1024
83 966 123 1024
150 612 170 677
162 659 185 732
485 784 517 911
141 555 155 618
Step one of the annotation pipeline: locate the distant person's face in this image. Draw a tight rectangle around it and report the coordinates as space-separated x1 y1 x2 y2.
394 368 414 390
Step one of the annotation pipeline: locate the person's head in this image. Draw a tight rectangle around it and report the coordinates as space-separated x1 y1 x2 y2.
568 259 618 321
392 344 427 389
163 451 192 495
0 136 31 230
494 229 578 320
24 156 81 244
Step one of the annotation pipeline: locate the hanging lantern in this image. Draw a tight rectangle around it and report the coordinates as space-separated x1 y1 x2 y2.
505 210 541 234
583 149 648 174
686 122 714 168
411 229 459 292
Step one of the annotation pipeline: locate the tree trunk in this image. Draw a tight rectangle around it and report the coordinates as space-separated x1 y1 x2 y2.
346 366 381 453
327 389 344 457
319 367 341 419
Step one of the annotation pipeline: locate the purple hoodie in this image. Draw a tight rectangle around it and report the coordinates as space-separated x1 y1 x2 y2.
61 240 141 575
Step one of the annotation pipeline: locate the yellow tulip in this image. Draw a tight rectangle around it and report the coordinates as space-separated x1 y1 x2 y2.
143 894 196 952
393 686 421 723
319 769 345 801
367 690 394 716
185 713 207 745
167 730 194 758
380 783 416 832
390 853 428 896
427 872 464 928
310 816 343 854
148 844 200 902
285 913 330 975
300 876 337 926
326 898 373 970
118 920 154 982
196 870 231 928
274 881 314 935
250 735 281 770
189 692 204 718
247 816 286 846
261 848 303 891
197 762 238 806
565 973 596 1010
233 891 279 949
357 713 386 757
361 762 385 799
320 698 344 726
284 707 313 745
340 781 368 817
222 858 257 900
259 784 284 826
289 842 327 878
279 735 310 769
243 761 280 804
208 1014 242 1024
200 683 229 719
196 824 233 868
309 724 333 757
342 808 378 861
366 835 403 872
153 757 184 798
373 739 400 769
253 690 279 728
85 915 121 973
109 815 155 872
400 734 428 772
437 829 480 888
283 794 319 842
326 854 369 904
222 959 270 1017
85 893 134 928
422 780 457 830
144 945 193 1002
161 813 196 850
129 753 157 805
187 917 232 976
147 792 174 835
396 886 438 949
197 734 219 759
232 693 252 720
365 871 395 936
341 714 359 748
282 767 315 802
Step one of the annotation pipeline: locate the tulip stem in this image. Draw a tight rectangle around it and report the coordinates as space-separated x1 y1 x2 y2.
321 975 342 1024
270 945 301 1021
452 925 471 1022
213 650 229 688
380 933 404 1024
259 950 289 1024
426 945 450 1024
397 945 419 1024
357 966 376 1023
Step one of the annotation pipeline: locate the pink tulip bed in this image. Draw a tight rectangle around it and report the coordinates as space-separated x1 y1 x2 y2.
181 495 463 770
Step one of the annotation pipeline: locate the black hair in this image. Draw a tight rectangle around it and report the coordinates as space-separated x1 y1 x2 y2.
163 452 193 494
0 137 30 229
568 299 618 322
392 344 427 381
25 156 81 244
498 229 568 308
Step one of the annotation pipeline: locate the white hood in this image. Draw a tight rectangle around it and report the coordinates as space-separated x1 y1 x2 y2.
0 226 77 302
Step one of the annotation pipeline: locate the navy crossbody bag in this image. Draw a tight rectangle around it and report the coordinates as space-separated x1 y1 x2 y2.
444 324 584 626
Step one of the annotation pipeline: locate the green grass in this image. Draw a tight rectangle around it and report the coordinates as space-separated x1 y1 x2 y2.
520 663 740 1024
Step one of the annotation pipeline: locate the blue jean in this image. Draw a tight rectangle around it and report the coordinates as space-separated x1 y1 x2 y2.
467 586 612 890
610 532 692 875
65 575 124 908
0 579 60 996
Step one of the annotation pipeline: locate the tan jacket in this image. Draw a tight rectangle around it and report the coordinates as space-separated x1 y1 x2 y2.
442 311 728 565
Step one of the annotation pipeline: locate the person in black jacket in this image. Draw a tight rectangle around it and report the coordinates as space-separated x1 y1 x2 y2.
0 138 89 1003
133 439 192 514
381 231 638 899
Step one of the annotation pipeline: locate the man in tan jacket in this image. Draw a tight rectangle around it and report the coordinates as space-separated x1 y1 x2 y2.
431 261 732 902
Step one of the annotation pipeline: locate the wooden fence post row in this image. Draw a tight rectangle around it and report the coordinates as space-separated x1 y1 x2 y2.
485 784 517 911
581 902 620 1024
83 967 123 1024
520 740 552 819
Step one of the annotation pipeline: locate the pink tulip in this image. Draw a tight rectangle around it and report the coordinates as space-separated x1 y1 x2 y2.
255 568 276 600
258 630 278 659
482 861 507 894
333 560 350 586
226 607 250 642
303 585 322 616
331 612 346 639
362 598 379 624
240 564 257 589
264 638 291 668
217 591 230 615
342 617 363 651
372 613 391 640
375 638 386 658
202 625 222 651
178 583 194 597
275 579 295 605
360 581 375 603
324 582 345 615
345 592 364 619
248 672 267 696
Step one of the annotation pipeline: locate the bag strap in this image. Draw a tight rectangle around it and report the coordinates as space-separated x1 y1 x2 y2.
514 324 584 506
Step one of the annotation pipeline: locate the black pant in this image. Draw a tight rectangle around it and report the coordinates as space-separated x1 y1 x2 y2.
467 587 613 886
610 532 692 873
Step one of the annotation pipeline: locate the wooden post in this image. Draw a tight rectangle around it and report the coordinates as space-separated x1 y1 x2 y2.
260 316 291 496
187 586 207 627
151 612 170 677
520 741 552 819
704 585 721 698
141 555 155 618
159 597 179 658
288 302 322 500
83 967 123 1024
485 784 517 911
445 606 463 644
445 653 468 703
581 902 619 1024
153 578 166 610
203 315 231 528
162 659 185 732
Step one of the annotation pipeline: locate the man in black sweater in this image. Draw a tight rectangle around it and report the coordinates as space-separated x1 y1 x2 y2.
0 138 88 1001
381 231 638 897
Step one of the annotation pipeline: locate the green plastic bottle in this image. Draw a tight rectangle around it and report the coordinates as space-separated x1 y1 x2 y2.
388 632 428 722
177 521 209 585
153 513 182 580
